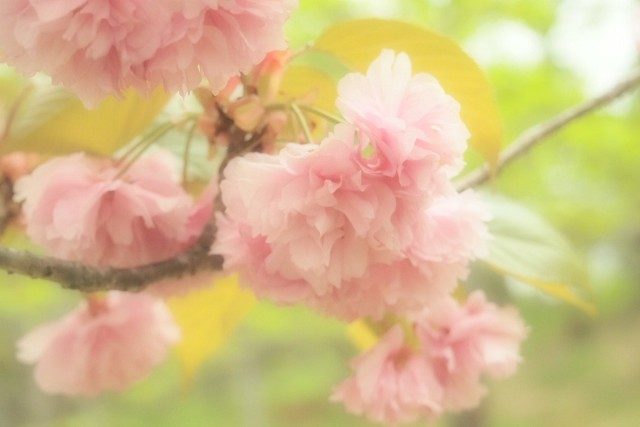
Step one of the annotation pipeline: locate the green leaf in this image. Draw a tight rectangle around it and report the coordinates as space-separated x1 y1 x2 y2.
482 194 597 315
314 18 503 169
1 86 169 155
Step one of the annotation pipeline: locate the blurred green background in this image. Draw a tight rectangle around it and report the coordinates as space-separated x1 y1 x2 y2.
1 0 639 426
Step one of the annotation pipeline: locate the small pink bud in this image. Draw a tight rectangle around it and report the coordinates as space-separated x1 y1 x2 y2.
229 95 266 132
0 152 40 182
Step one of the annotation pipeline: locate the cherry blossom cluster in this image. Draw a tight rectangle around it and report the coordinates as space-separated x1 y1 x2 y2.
208 50 526 424
18 292 180 396
0 0 296 105
213 50 489 321
0 1 528 422
13 149 215 394
333 292 527 424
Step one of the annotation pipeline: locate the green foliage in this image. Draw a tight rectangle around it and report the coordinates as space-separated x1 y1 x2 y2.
482 194 596 315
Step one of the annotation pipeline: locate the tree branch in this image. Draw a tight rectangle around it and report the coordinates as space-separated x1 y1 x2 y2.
0 175 17 235
456 68 640 191
0 69 638 293
0 223 223 293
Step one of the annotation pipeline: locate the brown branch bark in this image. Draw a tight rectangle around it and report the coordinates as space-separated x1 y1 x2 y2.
0 223 223 293
0 174 17 235
456 68 640 191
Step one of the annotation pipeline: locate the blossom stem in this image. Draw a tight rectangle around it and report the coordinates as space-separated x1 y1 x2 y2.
290 103 314 143
298 104 342 124
456 67 640 191
115 122 174 165
0 85 34 143
182 121 198 184
117 117 197 179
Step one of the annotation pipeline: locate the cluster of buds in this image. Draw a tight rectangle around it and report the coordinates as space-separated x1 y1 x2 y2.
195 51 293 159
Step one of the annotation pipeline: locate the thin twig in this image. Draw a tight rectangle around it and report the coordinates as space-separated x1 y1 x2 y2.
456 68 640 191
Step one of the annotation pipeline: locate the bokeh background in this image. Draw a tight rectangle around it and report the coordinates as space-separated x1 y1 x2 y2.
1 0 639 426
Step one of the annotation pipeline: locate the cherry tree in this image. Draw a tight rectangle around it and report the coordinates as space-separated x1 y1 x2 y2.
0 1 638 425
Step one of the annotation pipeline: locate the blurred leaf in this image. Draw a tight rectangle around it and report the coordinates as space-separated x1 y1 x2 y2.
168 276 256 382
280 65 338 112
314 18 503 169
1 87 169 155
482 194 597 315
279 65 338 140
346 320 378 351
0 65 29 103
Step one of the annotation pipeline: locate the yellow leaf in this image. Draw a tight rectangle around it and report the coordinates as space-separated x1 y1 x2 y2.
346 320 378 351
489 265 598 316
279 65 338 140
168 275 256 382
314 19 502 169
280 65 337 112
1 87 169 155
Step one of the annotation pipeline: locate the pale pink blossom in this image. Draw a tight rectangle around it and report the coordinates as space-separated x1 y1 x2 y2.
337 49 469 191
14 150 212 268
213 124 487 320
17 292 180 396
150 0 297 97
408 190 491 268
415 291 527 410
0 0 169 105
331 325 443 425
0 0 297 105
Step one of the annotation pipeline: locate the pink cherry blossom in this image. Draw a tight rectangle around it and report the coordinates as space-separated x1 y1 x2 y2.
333 293 527 424
0 0 169 105
17 292 180 396
213 124 488 320
14 150 212 268
331 325 443 425
337 49 469 192
0 0 297 105
151 0 297 97
415 291 528 410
